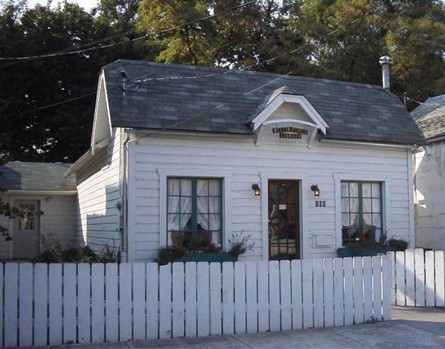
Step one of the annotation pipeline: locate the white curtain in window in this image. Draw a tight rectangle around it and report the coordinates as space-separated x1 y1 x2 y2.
167 179 192 231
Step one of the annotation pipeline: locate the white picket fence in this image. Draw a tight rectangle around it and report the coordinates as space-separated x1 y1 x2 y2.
0 257 392 348
391 249 445 307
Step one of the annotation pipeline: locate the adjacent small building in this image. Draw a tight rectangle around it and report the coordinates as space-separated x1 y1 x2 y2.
67 59 425 262
412 95 445 250
0 162 77 259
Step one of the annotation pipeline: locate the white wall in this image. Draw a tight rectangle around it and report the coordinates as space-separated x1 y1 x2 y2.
127 135 413 262
76 128 122 254
414 142 445 250
0 193 78 259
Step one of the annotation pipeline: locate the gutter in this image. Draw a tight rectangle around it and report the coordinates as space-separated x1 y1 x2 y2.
320 138 415 149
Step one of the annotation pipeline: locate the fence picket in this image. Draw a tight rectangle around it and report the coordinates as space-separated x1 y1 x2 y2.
333 258 344 327
372 256 382 320
91 264 105 343
395 251 405 306
362 257 373 322
63 264 77 344
405 250 415 306
245 262 258 334
172 263 185 338
257 262 269 332
343 258 353 326
210 263 222 335
312 259 323 328
105 264 118 342
269 261 281 331
0 264 3 347
352 257 364 325
414 249 425 306
33 264 48 346
185 262 197 337
222 262 234 334
290 260 302 330
119 264 132 341
434 251 445 306
197 262 210 337
4 263 18 347
133 263 146 340
146 263 159 339
425 251 435 306
18 264 33 347
302 259 313 328
323 258 334 328
49 264 63 345
280 260 292 331
159 264 172 339
382 256 392 320
78 264 91 343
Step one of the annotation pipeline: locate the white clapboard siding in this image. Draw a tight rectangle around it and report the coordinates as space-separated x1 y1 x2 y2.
0 257 391 348
392 249 445 307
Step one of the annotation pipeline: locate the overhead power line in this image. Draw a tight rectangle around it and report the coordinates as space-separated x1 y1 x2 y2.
0 1 256 62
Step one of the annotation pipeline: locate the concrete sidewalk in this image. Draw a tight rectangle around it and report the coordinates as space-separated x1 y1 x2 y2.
48 307 445 349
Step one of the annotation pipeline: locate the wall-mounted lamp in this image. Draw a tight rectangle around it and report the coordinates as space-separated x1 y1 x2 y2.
252 183 262 196
311 184 320 197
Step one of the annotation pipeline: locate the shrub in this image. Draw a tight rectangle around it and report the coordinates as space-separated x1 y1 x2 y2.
157 246 185 265
386 238 408 251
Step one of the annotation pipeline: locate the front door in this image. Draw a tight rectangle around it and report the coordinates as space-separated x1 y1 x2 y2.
13 200 40 259
268 180 300 260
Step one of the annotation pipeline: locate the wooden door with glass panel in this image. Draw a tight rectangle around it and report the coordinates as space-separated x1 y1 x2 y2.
268 180 300 260
13 200 40 259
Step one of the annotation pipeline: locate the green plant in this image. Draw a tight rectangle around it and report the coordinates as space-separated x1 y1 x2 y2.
157 246 185 265
386 238 408 251
228 232 255 257
96 244 121 263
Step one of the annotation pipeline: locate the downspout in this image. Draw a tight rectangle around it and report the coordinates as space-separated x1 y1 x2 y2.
120 129 131 261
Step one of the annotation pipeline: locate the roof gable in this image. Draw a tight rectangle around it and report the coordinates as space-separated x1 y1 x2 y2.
91 72 112 154
413 95 445 141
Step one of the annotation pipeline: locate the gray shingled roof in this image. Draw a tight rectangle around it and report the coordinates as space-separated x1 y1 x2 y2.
0 162 76 192
412 95 445 141
103 59 426 146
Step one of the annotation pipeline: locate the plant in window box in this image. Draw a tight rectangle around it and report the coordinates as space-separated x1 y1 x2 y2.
228 232 255 257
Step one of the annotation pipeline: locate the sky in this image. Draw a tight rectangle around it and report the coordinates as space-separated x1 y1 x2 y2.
27 0 97 11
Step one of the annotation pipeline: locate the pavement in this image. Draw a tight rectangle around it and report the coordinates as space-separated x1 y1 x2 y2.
48 306 445 349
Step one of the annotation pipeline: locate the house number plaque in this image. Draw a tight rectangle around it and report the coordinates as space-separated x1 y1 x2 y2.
315 200 326 207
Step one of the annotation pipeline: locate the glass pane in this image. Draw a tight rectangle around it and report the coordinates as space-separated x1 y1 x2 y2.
168 179 180 195
197 179 208 196
197 214 209 230
362 199 372 213
350 212 359 227
167 214 180 231
209 180 220 196
341 198 349 212
350 198 359 213
372 199 381 213
341 182 349 197
372 214 382 228
18 204 36 230
209 214 221 230
180 179 192 196
169 230 185 247
349 182 358 197
180 214 192 230
342 213 349 226
168 197 180 213
197 197 209 214
362 183 371 197
180 197 192 213
372 183 381 197
209 197 220 213
363 213 372 226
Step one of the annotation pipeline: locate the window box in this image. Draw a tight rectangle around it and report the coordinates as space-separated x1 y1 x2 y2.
337 244 396 258
175 252 237 263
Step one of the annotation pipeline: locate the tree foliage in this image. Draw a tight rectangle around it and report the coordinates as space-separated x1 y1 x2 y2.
0 0 444 164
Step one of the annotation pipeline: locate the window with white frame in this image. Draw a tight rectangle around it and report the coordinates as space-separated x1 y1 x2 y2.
341 181 383 245
167 178 222 249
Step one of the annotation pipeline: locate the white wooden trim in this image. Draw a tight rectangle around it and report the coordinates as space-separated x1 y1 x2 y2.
262 119 318 128
321 139 413 149
260 171 308 260
126 143 137 262
252 94 328 134
5 191 76 195
157 167 233 249
333 173 392 248
407 149 415 247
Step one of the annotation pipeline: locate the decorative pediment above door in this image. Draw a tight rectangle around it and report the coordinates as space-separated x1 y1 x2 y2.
249 87 328 148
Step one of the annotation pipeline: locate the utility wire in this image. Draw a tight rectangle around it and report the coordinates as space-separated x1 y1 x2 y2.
0 1 255 62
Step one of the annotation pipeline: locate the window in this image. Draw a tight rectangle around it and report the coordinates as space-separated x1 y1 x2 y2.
341 181 383 245
18 203 36 230
167 178 222 249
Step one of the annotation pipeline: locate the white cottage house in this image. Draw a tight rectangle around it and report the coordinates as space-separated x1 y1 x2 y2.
0 162 77 259
412 94 445 250
67 59 425 262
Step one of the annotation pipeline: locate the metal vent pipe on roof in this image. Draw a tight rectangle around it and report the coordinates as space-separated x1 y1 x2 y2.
379 55 392 90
